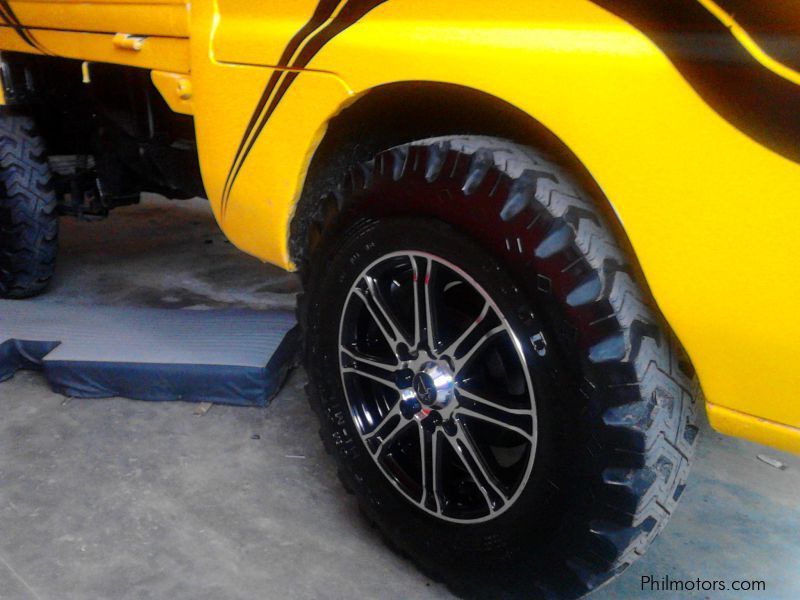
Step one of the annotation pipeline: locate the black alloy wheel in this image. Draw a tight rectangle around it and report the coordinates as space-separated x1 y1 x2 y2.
338 250 538 523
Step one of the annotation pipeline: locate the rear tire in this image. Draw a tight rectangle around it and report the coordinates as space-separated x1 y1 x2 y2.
300 136 700 598
0 112 58 299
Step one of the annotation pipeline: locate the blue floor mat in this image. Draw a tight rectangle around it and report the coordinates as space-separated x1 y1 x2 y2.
0 301 298 407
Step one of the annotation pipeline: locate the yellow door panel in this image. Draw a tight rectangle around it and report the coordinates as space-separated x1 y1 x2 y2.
6 1 189 38
212 1 325 67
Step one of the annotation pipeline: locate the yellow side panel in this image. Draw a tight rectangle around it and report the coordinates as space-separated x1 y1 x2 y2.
708 403 800 455
194 67 350 254
216 73 351 256
7 1 189 37
194 0 800 441
191 0 352 258
151 71 194 115
316 1 800 431
0 28 190 72
0 26 35 54
213 0 315 66
13 0 181 3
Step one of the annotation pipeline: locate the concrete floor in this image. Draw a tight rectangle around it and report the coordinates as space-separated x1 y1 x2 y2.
0 196 798 599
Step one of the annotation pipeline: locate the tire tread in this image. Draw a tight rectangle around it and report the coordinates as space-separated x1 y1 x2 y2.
0 113 58 299
299 135 700 597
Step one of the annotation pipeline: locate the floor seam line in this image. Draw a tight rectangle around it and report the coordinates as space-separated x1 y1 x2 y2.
0 551 45 600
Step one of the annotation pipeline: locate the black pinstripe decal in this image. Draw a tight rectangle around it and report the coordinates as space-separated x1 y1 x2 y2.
226 0 800 214
221 0 344 206
221 0 387 214
0 0 47 53
590 0 800 164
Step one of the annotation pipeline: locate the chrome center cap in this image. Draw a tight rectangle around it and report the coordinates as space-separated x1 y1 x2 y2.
412 361 455 409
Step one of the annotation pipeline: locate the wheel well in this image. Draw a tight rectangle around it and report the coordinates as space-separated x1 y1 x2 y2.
290 81 634 277
0 52 205 218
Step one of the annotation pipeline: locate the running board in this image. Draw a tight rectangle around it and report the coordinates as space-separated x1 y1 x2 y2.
0 301 299 407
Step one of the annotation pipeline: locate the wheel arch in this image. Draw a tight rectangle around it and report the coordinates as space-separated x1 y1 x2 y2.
290 80 649 297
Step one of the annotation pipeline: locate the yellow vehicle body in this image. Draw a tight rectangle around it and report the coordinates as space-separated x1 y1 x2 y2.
1 0 798 453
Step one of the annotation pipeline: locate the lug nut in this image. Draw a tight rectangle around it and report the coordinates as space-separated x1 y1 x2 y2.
400 396 421 419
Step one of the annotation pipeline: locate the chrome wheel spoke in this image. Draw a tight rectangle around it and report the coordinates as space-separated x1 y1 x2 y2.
418 422 442 514
354 279 409 356
341 347 399 371
446 422 507 513
364 402 409 453
440 300 492 359
423 258 438 355
455 385 532 417
411 255 438 355
341 365 400 392
452 324 507 375
410 256 423 349
454 406 534 442
365 275 413 347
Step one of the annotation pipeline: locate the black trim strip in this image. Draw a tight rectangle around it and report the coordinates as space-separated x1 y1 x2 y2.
590 0 800 164
0 23 187 40
222 0 387 213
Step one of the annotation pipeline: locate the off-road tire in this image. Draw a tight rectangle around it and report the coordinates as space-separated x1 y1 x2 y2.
300 136 700 598
0 112 58 299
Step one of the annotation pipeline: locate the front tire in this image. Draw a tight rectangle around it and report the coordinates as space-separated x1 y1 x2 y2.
0 112 58 299
301 136 699 598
